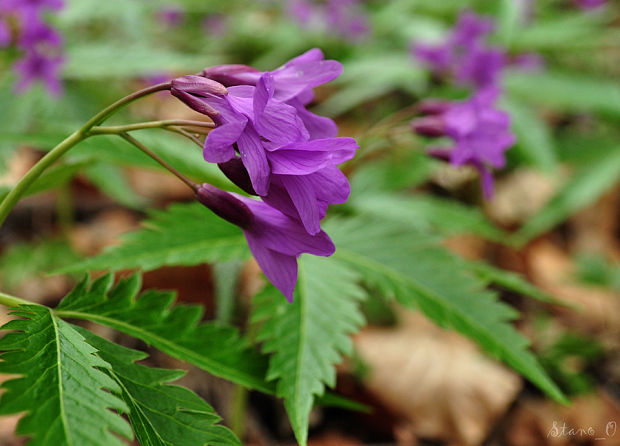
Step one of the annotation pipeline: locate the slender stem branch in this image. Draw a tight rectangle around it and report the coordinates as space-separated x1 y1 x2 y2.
81 82 171 131
0 83 172 229
0 130 83 226
89 119 214 135
0 292 39 308
119 133 198 192
167 127 204 148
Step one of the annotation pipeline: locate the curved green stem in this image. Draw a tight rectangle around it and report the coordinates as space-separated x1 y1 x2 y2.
0 292 39 308
89 119 213 135
0 82 172 228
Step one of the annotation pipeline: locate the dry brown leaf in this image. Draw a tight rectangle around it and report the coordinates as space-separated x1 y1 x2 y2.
505 391 620 446
527 241 620 343
69 209 138 257
355 311 522 446
486 169 561 226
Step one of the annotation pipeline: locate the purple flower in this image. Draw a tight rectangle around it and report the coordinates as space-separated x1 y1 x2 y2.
172 71 357 233
203 14 228 37
157 5 185 27
284 0 370 41
203 48 342 138
412 88 515 198
414 10 505 89
0 20 11 46
195 184 335 301
14 51 64 96
1 0 65 95
575 0 606 9
17 14 63 51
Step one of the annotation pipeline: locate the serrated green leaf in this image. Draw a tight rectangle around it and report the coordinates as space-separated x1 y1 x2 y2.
0 305 133 446
54 273 271 393
351 193 506 242
512 148 620 246
251 256 366 445
466 261 560 305
501 98 557 171
75 326 241 446
326 216 566 403
505 71 620 116
56 202 249 274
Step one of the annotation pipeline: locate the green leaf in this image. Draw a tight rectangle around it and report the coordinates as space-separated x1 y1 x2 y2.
512 148 620 246
76 326 242 446
0 305 133 446
83 162 146 209
505 71 620 116
327 216 566 403
56 202 249 274
0 158 96 203
501 98 557 171
251 255 366 445
351 193 507 242
54 273 271 393
466 261 560 305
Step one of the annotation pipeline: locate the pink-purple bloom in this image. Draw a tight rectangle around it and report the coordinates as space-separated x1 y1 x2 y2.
414 11 505 89
0 0 65 95
157 5 185 27
575 0 606 9
196 184 335 301
284 0 370 41
173 49 357 300
412 88 515 199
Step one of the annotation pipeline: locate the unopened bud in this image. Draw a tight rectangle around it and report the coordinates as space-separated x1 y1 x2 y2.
218 157 257 195
195 184 253 229
411 116 446 138
203 64 261 87
170 75 227 117
416 99 451 116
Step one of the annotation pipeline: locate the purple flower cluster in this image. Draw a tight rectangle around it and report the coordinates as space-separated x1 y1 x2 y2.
0 0 65 95
575 0 606 9
412 11 517 199
286 0 369 41
172 49 357 301
414 11 504 89
413 88 515 198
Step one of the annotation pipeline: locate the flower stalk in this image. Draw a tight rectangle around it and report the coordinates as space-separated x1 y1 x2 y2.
0 82 174 228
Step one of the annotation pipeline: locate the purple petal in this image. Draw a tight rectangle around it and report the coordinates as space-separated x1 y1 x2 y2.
236 125 270 195
289 98 339 138
245 234 298 301
268 137 357 174
308 166 350 204
272 59 343 102
280 175 321 234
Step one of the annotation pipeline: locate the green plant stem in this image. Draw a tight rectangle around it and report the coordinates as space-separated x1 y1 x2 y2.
0 292 38 308
230 384 248 439
89 119 214 135
0 82 172 229
119 133 198 192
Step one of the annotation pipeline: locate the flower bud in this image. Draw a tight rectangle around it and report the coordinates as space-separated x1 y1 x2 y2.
411 116 446 138
202 64 261 87
416 99 451 116
170 75 227 117
218 157 257 196
195 183 253 229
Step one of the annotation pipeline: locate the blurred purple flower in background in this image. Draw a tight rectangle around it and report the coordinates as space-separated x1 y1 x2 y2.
284 0 370 41
0 0 65 95
412 88 515 198
575 0 606 9
203 13 228 37
157 5 185 27
414 11 505 89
